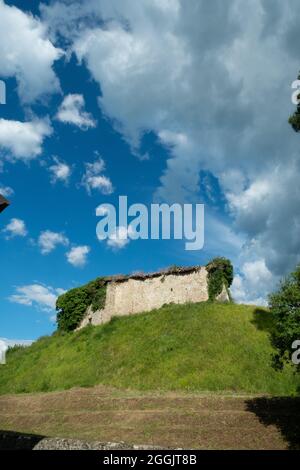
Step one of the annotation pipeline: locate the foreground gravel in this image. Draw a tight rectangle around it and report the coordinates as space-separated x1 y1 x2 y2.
0 431 165 450
34 438 164 450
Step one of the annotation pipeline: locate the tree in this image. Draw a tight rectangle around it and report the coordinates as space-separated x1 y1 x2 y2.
206 257 233 301
56 277 107 331
289 72 300 132
269 265 300 370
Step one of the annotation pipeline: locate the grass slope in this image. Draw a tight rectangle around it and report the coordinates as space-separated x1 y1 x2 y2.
1 302 299 395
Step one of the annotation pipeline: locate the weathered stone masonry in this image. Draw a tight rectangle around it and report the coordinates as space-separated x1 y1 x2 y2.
79 266 228 328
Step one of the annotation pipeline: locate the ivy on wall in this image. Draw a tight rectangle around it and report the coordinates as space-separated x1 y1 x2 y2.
56 278 107 332
206 257 233 302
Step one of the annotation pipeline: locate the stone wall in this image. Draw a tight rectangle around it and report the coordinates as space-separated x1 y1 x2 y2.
79 267 211 328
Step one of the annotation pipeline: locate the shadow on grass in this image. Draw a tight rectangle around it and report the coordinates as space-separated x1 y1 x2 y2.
246 397 300 450
251 308 275 333
0 430 45 450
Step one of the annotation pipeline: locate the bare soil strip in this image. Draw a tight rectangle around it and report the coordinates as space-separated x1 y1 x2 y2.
0 386 299 449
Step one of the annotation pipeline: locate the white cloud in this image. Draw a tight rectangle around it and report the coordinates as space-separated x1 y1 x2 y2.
107 226 133 250
39 0 300 302
48 157 72 184
74 23 189 150
0 184 14 198
0 0 62 103
66 245 90 267
9 284 64 312
82 157 113 195
231 260 274 306
38 230 69 254
56 94 96 129
0 118 52 162
3 218 27 238
226 162 300 276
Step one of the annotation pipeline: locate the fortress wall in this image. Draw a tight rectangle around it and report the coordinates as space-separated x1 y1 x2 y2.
80 267 209 328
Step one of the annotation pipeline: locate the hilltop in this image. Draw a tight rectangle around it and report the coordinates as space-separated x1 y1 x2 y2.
0 302 299 396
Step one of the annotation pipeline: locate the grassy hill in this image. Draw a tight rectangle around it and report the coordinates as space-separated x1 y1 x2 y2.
1 302 299 396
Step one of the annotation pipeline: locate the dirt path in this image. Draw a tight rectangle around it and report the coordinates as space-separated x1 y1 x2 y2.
0 386 299 449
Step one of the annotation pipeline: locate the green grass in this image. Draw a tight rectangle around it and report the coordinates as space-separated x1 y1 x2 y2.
1 302 299 395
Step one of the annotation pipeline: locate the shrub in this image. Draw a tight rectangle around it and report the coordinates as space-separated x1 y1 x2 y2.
289 110 300 132
206 257 233 301
56 278 107 332
289 72 300 132
269 265 300 371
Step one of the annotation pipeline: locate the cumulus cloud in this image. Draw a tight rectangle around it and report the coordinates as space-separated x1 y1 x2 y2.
107 226 134 250
3 218 27 238
9 284 65 312
48 157 72 184
226 160 300 276
231 260 275 306
0 0 62 103
82 157 113 195
66 245 90 267
38 230 69 254
56 94 96 129
39 0 300 301
0 118 52 162
74 23 190 150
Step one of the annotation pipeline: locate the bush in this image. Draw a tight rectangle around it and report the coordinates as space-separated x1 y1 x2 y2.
289 110 300 132
269 265 300 370
206 257 233 301
289 72 300 133
56 278 107 332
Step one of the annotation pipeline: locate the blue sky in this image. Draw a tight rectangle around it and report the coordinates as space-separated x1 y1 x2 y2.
0 0 300 341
